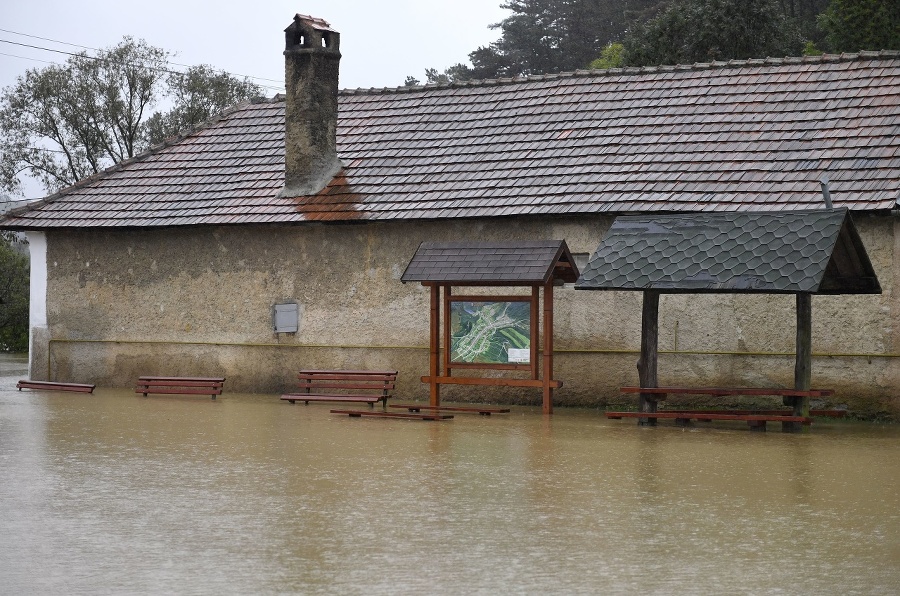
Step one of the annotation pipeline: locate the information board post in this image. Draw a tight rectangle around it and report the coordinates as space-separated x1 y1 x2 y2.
543 282 554 415
429 284 441 407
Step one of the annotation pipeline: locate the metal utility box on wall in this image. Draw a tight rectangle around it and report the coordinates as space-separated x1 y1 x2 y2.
273 302 299 333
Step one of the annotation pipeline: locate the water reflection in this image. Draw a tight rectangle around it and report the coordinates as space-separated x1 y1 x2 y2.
1 362 898 595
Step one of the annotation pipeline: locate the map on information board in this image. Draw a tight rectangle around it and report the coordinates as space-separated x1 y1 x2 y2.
450 301 531 364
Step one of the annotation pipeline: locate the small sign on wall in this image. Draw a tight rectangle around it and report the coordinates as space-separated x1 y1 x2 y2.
273 302 299 333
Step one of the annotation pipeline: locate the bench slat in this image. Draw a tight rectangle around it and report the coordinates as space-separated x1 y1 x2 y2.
330 409 453 420
138 387 224 395
138 376 225 382
606 411 811 423
297 370 397 380
661 409 846 417
390 404 510 415
298 373 397 381
281 394 380 404
296 382 395 391
620 386 833 397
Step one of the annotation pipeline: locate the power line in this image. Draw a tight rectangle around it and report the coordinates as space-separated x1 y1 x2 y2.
0 27 285 85
0 28 285 91
0 27 94 51
0 51 56 65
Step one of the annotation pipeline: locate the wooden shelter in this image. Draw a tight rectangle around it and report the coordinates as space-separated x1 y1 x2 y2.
575 208 881 430
402 240 579 414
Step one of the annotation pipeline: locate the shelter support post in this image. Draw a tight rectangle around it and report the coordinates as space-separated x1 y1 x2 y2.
638 291 660 426
430 284 441 407
542 283 554 415
787 292 812 432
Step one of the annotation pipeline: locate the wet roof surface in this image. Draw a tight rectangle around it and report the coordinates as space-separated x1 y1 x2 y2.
575 208 880 294
402 240 578 285
2 53 898 229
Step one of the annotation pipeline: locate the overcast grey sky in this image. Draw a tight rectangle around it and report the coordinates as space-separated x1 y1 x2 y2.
1 1 510 92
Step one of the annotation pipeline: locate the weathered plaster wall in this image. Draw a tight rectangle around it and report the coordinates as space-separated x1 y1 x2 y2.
39 213 899 417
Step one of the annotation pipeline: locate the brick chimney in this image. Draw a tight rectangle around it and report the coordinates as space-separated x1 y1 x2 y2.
281 14 342 197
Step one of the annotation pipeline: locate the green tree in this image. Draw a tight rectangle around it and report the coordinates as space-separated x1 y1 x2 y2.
142 65 263 147
777 0 832 45
400 0 671 83
624 0 805 66
0 229 29 353
590 43 626 69
818 0 900 52
469 0 668 78
0 38 263 197
0 37 168 195
404 63 477 86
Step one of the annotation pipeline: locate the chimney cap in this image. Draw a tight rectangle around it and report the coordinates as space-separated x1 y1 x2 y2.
291 13 337 33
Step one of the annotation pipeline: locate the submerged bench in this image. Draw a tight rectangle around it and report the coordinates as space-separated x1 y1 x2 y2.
613 386 837 431
606 411 812 431
330 409 453 421
17 380 95 393
620 386 834 398
390 404 511 416
136 376 225 399
281 370 397 407
661 409 846 417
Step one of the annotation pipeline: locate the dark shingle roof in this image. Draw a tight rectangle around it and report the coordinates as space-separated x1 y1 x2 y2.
402 240 578 285
2 53 899 229
574 208 880 294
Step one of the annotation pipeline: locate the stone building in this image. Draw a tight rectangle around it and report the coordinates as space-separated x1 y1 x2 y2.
1 14 898 417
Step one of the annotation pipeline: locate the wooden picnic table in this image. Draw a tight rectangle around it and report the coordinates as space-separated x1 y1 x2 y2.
608 386 838 431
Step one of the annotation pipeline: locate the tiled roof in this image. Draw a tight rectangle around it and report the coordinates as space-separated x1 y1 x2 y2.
574 208 881 295
402 240 578 285
2 52 899 229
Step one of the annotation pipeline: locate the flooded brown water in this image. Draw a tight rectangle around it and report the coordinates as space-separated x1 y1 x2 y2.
1 355 898 595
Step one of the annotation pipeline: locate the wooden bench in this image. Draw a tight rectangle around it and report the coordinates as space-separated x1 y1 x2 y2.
660 409 847 417
136 376 225 399
390 404 511 416
280 370 397 407
620 386 834 399
17 380 95 393
330 409 453 421
613 386 837 431
606 410 812 431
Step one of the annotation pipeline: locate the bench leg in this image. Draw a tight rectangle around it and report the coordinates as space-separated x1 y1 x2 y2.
674 417 690 427
747 420 767 432
781 421 802 433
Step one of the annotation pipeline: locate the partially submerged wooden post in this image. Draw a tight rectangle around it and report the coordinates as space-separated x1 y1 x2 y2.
638 291 660 425
403 241 578 415
791 292 813 430
429 284 441 406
